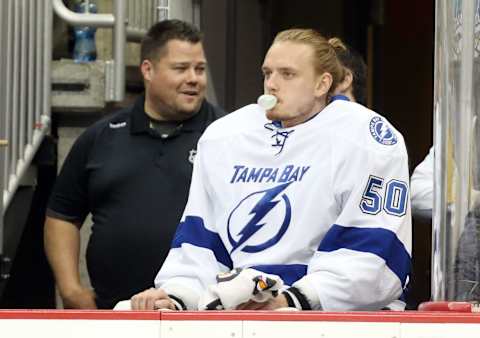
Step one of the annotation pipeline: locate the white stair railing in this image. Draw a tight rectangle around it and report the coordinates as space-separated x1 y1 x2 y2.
0 0 176 256
0 0 53 214
0 0 53 259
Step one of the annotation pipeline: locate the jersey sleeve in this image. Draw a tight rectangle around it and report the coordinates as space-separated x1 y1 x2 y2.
293 126 412 311
46 128 96 225
411 146 434 211
154 138 232 310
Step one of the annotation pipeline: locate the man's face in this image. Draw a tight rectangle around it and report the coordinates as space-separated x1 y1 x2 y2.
143 39 207 121
261 41 328 128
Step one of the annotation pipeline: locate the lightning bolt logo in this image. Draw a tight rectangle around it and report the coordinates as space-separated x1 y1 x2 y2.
369 116 397 145
227 182 292 253
379 123 391 139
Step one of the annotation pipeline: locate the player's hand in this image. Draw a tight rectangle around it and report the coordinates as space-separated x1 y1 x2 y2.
131 288 175 310
236 293 289 310
61 286 97 309
199 268 284 310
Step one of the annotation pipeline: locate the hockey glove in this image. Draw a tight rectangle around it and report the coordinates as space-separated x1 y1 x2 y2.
198 268 284 310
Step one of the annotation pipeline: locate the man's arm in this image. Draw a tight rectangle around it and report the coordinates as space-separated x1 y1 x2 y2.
44 216 96 309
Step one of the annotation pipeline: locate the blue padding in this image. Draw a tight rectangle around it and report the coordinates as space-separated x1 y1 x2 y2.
250 264 307 286
318 224 410 286
172 216 233 269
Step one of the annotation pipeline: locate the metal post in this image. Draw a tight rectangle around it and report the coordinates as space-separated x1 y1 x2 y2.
4 0 13 193
19 0 27 159
44 0 53 118
127 0 132 29
143 0 148 29
0 0 7 258
113 0 126 101
10 1 20 184
134 0 140 28
36 0 44 124
148 0 154 27
0 2 5 128
27 0 36 145
139 0 144 29
154 0 159 22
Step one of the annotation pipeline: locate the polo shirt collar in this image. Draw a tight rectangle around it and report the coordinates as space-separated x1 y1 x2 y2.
130 94 208 134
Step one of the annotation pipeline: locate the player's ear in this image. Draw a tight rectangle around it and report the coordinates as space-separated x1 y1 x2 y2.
315 72 333 98
333 69 353 95
335 69 353 94
141 59 154 82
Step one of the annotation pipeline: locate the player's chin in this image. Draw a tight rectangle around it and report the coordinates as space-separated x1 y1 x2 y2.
265 109 283 122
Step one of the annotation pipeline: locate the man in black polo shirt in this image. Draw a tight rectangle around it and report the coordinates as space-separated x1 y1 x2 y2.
44 20 224 309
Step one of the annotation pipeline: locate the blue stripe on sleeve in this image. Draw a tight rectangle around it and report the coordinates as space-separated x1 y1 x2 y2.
318 224 411 286
172 216 233 269
250 264 307 286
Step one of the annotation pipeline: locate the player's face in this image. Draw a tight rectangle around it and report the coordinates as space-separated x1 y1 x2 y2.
142 39 207 121
262 41 330 128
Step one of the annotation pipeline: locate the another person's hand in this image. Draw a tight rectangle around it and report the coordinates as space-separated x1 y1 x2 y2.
61 286 97 309
236 293 289 310
131 287 175 310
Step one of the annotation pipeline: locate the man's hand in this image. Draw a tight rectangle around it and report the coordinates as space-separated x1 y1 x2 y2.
61 286 97 309
131 288 176 310
236 293 289 310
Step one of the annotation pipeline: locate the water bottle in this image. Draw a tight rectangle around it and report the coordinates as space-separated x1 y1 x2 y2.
73 0 97 63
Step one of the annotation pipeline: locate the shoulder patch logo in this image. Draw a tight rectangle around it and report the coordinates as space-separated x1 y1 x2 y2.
109 121 127 129
369 116 397 145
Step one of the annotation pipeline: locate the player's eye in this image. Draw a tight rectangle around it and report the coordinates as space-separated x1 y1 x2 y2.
282 71 295 79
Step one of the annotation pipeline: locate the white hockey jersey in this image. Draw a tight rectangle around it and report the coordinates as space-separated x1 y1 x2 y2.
411 146 434 211
155 99 412 311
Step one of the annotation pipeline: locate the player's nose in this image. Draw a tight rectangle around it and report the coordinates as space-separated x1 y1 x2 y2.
264 73 278 92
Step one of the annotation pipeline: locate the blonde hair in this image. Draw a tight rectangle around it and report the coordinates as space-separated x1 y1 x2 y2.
328 37 347 53
273 29 346 94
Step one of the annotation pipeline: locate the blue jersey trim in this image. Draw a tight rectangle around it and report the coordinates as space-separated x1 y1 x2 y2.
172 216 233 269
250 264 307 286
330 94 350 102
318 224 411 286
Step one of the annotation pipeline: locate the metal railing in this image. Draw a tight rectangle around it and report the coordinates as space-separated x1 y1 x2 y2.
0 0 53 256
1 0 176 253
52 0 167 102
